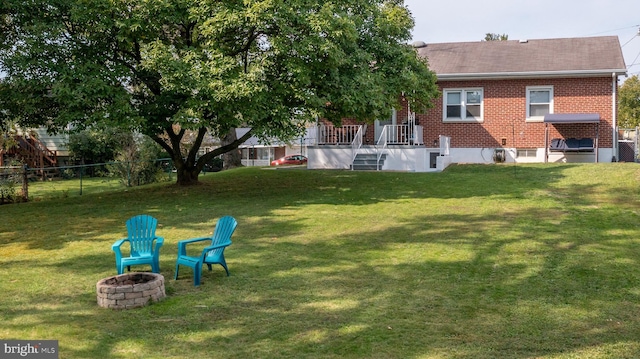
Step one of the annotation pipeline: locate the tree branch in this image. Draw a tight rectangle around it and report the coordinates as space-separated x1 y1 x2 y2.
196 128 253 167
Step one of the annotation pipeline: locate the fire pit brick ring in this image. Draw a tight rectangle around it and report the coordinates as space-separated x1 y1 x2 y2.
96 272 166 309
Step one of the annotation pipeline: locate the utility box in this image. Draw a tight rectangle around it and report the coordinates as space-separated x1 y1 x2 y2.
493 149 506 163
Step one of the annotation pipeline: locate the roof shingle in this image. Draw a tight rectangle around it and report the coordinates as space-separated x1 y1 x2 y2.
416 36 627 78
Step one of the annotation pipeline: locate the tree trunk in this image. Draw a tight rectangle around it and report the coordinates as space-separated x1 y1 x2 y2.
154 127 253 186
221 128 243 170
175 166 200 186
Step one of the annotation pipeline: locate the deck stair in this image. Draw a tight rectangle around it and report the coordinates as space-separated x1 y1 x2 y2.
351 153 386 171
2 135 59 179
16 136 57 167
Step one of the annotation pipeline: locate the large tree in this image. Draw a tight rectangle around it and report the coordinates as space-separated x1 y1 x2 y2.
0 0 438 185
619 75 640 128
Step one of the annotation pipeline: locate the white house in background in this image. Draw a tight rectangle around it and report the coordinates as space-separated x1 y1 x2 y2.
33 129 69 159
0 127 67 168
236 127 316 166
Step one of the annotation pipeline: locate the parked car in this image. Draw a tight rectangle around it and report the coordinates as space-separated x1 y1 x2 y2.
270 155 307 166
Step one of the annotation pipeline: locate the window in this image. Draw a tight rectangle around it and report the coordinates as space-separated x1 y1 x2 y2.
517 149 537 158
443 89 483 122
526 86 553 120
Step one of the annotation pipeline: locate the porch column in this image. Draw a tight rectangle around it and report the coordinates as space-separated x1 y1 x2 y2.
544 124 549 163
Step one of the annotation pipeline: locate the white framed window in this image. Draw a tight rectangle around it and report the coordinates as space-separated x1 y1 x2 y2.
443 88 483 122
526 86 553 121
516 148 537 158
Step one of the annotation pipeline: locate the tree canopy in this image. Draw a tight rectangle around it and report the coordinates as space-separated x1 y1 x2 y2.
483 33 509 41
0 0 439 185
619 75 640 128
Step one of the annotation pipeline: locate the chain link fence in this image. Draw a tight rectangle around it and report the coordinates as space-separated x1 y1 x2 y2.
0 166 27 204
0 158 182 203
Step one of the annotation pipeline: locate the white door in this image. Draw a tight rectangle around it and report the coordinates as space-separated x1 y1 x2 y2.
375 109 397 144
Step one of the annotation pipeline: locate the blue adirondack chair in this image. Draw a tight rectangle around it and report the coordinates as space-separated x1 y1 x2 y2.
174 216 237 286
112 215 164 274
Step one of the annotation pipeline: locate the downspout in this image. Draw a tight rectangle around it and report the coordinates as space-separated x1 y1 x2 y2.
612 72 618 162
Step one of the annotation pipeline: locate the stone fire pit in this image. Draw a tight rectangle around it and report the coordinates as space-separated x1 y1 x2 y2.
96 272 165 309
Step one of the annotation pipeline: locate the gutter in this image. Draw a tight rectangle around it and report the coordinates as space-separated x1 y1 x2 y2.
437 69 628 81
612 72 618 161
610 70 628 162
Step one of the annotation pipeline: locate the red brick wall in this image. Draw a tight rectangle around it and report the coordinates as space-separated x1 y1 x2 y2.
417 77 614 148
324 76 615 149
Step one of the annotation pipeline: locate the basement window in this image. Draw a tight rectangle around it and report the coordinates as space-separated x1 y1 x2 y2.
517 148 537 158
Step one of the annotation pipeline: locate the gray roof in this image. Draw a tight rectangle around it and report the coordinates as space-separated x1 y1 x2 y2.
236 128 284 148
416 36 627 80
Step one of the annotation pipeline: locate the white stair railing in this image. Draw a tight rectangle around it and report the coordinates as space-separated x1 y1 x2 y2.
376 126 389 170
351 126 363 167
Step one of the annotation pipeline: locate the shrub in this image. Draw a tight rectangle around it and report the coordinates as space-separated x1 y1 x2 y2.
0 173 19 204
107 135 169 187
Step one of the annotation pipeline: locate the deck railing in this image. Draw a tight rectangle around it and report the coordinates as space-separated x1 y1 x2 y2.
377 125 424 145
317 124 362 145
318 124 424 146
15 135 58 168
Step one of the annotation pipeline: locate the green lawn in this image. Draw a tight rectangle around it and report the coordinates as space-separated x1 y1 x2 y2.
1 164 640 358
26 176 128 200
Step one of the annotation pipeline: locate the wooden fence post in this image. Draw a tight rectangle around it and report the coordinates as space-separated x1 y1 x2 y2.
22 164 28 202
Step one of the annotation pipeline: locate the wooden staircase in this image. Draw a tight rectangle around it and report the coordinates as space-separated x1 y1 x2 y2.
2 135 58 179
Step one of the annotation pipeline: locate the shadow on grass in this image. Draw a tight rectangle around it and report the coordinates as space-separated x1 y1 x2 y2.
2 164 640 358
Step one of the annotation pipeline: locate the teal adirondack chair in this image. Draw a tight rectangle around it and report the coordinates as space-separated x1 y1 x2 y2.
112 215 164 274
174 216 237 286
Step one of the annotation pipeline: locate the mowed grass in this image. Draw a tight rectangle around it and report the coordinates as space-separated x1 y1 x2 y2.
1 163 640 358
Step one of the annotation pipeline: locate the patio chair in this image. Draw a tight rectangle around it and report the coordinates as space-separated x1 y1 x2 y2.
174 216 237 286
112 215 164 274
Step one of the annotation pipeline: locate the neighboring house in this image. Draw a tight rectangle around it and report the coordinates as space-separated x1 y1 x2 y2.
33 128 69 159
236 127 315 166
3 125 311 170
0 128 66 168
307 36 627 171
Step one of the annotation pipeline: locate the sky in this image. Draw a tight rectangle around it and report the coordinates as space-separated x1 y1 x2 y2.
403 0 640 78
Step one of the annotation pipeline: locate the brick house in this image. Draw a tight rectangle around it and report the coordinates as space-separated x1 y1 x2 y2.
307 36 627 171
